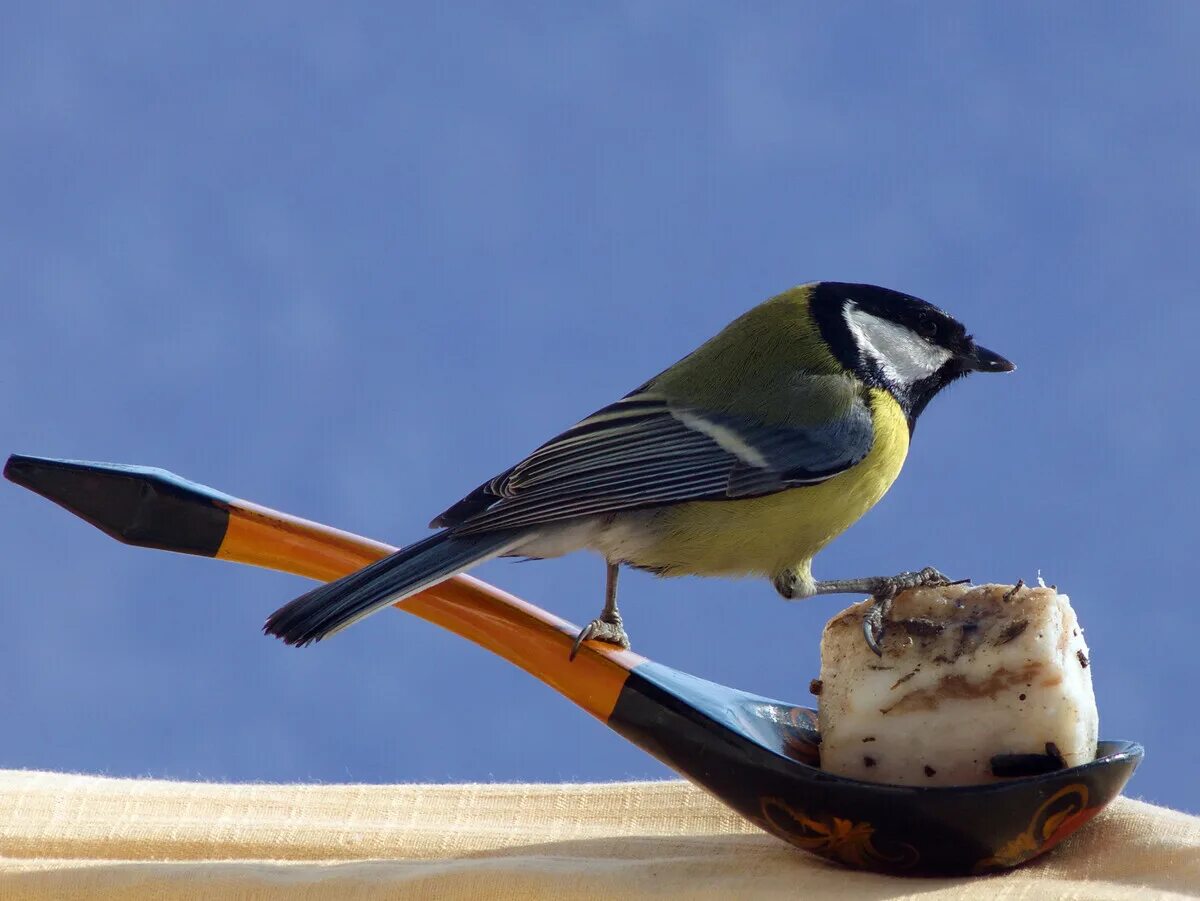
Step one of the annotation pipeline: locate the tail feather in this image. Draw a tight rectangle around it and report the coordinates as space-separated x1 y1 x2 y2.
264 529 525 646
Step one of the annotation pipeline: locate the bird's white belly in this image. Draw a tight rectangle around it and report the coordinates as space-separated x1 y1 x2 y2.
512 513 658 563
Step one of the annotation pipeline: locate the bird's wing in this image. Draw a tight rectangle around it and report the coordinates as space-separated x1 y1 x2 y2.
431 392 874 533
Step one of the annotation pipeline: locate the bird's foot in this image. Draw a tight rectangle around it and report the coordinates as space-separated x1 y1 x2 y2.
877 566 957 594
861 567 966 656
569 612 630 661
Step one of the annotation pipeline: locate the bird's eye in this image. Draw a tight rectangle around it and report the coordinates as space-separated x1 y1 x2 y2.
916 316 938 340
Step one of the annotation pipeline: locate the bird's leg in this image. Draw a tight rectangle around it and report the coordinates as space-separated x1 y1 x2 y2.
569 562 631 661
810 567 964 657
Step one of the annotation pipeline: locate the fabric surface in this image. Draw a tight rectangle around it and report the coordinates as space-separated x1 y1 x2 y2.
0 771 1196 900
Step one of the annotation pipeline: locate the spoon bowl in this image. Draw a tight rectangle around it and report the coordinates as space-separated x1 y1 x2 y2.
3 454 1142 875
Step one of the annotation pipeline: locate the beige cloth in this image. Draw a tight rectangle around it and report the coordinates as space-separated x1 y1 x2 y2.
0 770 1196 900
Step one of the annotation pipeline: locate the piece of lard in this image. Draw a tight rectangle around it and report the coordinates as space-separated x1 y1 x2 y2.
815 583 1097 786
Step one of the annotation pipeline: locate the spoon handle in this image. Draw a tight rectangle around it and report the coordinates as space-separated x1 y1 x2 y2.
3 454 645 722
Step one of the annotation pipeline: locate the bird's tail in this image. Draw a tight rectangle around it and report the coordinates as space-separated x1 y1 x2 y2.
264 528 527 646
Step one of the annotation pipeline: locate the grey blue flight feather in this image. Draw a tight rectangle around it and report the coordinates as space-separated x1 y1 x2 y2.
433 394 873 532
264 529 525 646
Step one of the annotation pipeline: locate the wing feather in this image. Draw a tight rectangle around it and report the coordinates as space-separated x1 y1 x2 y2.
436 392 874 534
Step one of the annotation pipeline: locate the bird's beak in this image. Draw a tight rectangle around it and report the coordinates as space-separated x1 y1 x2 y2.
960 343 1015 373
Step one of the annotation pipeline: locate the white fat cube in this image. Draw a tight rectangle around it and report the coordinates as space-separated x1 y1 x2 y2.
815 583 1097 786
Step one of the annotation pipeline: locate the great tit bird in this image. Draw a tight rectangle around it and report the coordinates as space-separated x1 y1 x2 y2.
265 282 1013 657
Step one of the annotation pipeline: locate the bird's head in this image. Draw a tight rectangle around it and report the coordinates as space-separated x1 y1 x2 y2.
811 282 1014 426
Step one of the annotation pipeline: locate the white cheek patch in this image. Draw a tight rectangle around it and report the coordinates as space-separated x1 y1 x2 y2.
843 304 953 386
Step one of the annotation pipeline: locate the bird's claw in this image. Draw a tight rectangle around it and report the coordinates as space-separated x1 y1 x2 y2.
862 593 894 657
892 566 953 591
861 567 966 656
569 615 630 661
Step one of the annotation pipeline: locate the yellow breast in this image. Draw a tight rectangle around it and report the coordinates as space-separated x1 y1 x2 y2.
636 389 910 578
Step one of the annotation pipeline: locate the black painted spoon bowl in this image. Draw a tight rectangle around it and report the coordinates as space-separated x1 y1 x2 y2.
3 454 1142 876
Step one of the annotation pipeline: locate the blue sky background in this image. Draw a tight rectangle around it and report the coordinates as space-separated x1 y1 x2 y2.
3 4 1198 815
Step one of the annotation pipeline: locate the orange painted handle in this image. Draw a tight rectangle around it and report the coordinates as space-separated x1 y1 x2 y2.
219 501 645 722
